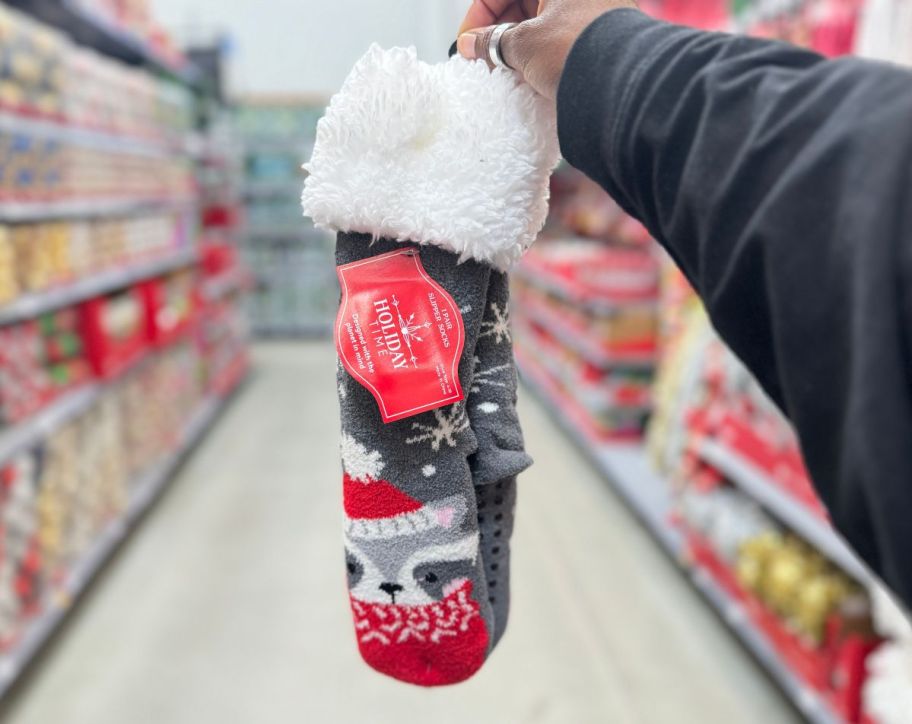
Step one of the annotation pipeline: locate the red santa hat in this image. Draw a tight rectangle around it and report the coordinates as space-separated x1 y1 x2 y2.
341 433 457 540
343 474 455 541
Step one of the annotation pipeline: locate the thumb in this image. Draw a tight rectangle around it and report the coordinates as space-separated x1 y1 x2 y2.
456 21 531 72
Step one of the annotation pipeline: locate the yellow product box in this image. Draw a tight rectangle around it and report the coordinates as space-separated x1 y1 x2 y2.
44 222 71 283
0 225 17 304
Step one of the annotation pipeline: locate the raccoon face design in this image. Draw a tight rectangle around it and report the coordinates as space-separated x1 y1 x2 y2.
344 494 479 606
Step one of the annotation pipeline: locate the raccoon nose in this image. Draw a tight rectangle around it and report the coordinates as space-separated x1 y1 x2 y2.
379 582 403 601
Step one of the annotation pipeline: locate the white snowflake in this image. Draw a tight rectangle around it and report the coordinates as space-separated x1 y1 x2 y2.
340 433 385 480
479 302 511 344
392 295 432 367
476 402 500 414
421 464 437 477
406 404 469 451
470 356 511 394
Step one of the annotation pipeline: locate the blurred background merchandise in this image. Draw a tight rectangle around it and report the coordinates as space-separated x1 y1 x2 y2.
235 97 336 337
0 0 252 704
0 2 906 724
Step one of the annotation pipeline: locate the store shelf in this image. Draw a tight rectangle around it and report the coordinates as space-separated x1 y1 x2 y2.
516 326 652 413
0 311 203 467
688 567 843 724
202 268 254 302
518 299 656 369
698 439 875 586
244 226 317 241
0 196 196 223
515 263 658 315
6 0 201 86
242 137 314 153
210 352 251 397
0 110 191 159
253 323 332 339
552 335 649 406
0 248 199 327
0 380 246 697
243 181 304 198
517 350 847 724
0 385 101 467
516 348 681 554
733 0 806 29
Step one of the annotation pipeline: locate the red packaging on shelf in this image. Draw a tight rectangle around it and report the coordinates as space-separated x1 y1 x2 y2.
79 286 151 378
139 272 197 349
200 243 238 277
659 0 730 29
826 617 882 722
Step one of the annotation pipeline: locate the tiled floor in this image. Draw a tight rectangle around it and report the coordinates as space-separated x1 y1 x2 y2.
2 343 799 724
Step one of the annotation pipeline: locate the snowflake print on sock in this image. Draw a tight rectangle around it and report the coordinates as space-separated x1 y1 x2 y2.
470 356 511 394
405 403 469 451
479 302 511 344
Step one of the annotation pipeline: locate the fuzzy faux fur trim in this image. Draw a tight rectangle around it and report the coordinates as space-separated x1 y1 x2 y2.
301 45 560 271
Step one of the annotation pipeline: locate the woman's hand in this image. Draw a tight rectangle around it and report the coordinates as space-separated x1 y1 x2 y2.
457 0 638 100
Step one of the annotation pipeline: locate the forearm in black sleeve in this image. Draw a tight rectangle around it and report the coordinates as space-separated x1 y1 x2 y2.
557 9 912 605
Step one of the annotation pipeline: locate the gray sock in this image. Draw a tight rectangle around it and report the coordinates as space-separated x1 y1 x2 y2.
466 271 529 646
467 272 531 485
336 233 497 687
474 477 518 648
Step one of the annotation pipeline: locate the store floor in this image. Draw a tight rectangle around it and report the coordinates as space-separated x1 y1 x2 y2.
3 343 799 724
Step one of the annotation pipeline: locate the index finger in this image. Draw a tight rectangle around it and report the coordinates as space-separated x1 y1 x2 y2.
458 0 519 34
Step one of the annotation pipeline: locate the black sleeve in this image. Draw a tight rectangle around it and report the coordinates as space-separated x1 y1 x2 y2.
557 9 912 605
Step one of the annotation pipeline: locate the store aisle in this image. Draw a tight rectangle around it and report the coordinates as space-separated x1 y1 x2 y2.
2 343 799 724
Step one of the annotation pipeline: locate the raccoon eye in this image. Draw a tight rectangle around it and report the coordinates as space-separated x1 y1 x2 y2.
347 561 357 574
424 572 438 583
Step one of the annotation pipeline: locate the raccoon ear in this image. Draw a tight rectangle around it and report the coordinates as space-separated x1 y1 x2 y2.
432 495 468 529
435 507 456 528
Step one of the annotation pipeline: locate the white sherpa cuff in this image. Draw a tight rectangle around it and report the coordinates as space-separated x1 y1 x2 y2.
301 45 560 272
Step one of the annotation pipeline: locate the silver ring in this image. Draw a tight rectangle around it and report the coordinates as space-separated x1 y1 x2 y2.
489 22 516 70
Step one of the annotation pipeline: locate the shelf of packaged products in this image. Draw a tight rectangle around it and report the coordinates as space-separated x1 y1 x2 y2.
515 325 652 413
0 196 197 223
516 349 844 724
253 323 332 339
201 267 255 302
688 567 842 724
243 181 304 198
515 336 645 442
0 247 199 327
0 110 194 159
242 137 315 154
733 0 807 30
0 309 202 467
698 439 876 587
6 0 201 87
515 300 656 369
0 379 246 697
514 263 659 316
184 133 226 161
243 226 322 242
209 351 251 398
0 384 101 469
515 347 681 553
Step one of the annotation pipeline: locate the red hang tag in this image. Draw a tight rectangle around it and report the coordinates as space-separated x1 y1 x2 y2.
335 247 465 423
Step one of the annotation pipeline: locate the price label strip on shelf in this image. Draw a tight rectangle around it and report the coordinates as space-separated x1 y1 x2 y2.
335 248 465 423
